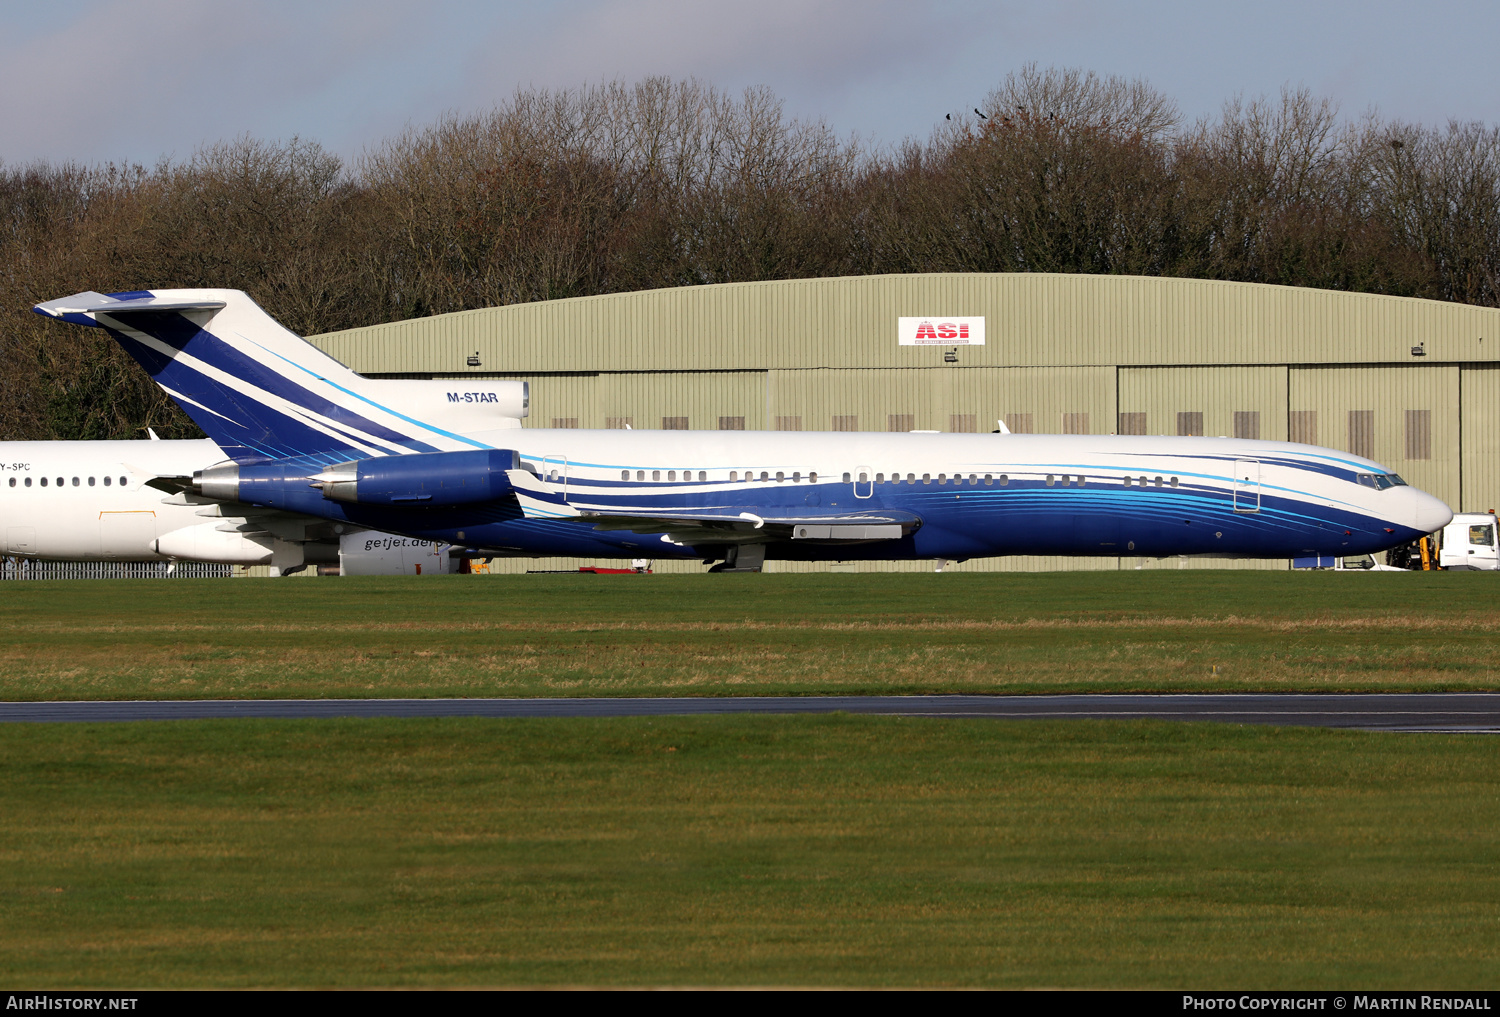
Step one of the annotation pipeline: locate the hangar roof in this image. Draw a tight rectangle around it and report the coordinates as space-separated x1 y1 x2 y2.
309 273 1500 375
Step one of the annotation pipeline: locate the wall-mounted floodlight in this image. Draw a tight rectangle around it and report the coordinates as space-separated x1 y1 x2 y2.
943 347 959 363
467 352 482 367
1410 342 1426 357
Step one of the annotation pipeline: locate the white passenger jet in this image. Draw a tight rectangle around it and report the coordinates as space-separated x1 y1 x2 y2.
13 287 1451 573
0 435 290 566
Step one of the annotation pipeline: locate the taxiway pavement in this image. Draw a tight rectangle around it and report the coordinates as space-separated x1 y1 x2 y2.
3 694 1499 732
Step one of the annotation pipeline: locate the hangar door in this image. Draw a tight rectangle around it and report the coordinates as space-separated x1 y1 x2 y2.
1461 366 1500 512
766 366 1115 434
1117 367 1288 438
1289 366 1459 507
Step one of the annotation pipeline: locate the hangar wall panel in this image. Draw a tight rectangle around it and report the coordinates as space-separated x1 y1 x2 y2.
587 371 766 431
1289 366 1461 506
1119 367 1289 439
310 273 1500 376
489 371 770 431
496 366 1119 436
763 367 1115 434
502 373 598 430
951 367 1116 435
1461 366 1500 512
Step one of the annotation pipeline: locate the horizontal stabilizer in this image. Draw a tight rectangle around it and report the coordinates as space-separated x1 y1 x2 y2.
34 292 227 324
143 475 196 494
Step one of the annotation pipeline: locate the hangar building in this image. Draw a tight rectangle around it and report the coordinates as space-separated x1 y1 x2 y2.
310 273 1500 572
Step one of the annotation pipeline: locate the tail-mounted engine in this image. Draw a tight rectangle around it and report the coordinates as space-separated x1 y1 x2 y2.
313 450 517 506
193 449 518 510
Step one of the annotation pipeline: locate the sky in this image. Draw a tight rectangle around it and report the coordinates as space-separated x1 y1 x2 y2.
2 0 1497 170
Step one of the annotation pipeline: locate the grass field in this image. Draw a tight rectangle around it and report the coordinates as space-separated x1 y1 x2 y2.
0 571 1497 700
3 715 1499 988
4 571 1499 987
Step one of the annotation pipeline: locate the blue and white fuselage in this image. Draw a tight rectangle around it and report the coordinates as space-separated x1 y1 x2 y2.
32 289 1451 568
316 429 1448 562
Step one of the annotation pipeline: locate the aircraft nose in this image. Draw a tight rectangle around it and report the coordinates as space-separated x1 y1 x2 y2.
1410 489 1453 534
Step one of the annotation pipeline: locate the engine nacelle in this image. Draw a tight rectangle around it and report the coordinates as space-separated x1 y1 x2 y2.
155 522 274 564
193 449 518 512
339 531 457 575
313 449 517 506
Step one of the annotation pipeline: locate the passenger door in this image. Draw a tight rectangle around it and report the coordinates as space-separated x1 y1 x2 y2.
853 465 873 499
541 454 569 502
1233 460 1261 513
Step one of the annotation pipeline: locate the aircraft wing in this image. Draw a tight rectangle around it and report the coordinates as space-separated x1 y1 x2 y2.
153 486 343 541
506 468 918 544
579 508 919 543
134 467 323 536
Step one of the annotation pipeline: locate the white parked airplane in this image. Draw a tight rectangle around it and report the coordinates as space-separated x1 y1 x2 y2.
13 287 1453 573
0 436 349 572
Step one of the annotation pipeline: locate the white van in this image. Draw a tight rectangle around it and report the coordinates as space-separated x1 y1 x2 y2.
1437 513 1500 570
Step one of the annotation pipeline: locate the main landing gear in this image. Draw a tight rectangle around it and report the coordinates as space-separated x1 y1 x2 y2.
706 543 766 573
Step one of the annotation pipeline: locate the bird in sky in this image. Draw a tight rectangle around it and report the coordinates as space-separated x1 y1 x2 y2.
974 108 988 119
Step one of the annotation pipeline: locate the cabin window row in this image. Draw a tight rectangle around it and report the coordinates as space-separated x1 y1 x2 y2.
616 470 830 483
612 470 1016 486
607 471 1181 488
855 473 1007 486
618 470 716 482
8 476 127 488
730 471 818 483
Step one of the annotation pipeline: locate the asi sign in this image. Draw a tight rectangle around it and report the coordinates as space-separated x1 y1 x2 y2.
898 316 985 346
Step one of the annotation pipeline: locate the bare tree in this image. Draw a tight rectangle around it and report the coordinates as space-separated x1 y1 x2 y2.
1 69 1496 440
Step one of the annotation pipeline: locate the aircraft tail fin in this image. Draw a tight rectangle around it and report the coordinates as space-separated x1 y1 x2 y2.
34 289 526 464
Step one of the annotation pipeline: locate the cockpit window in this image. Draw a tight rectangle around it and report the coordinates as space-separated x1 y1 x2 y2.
1357 473 1407 490
1357 473 1377 489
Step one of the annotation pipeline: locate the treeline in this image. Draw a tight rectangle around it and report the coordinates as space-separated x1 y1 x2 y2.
3 67 1498 440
